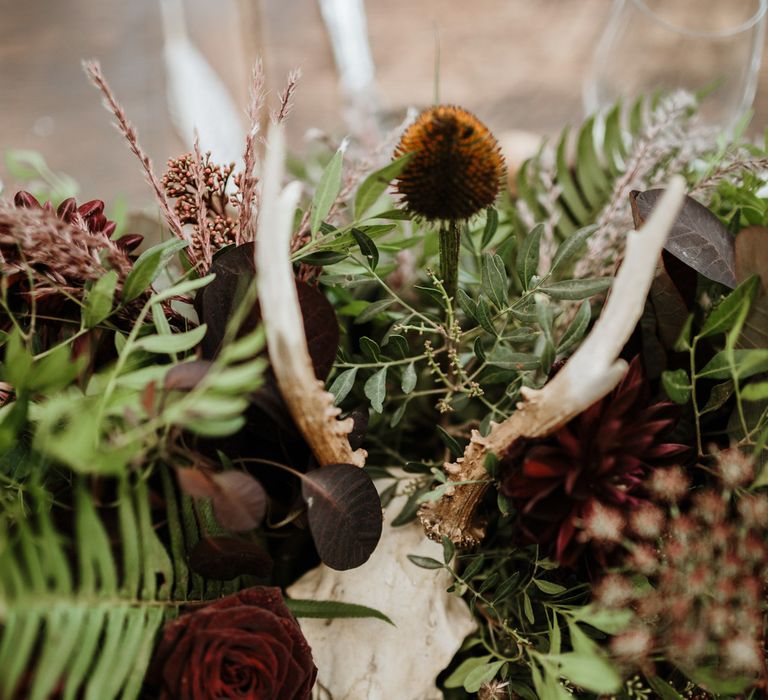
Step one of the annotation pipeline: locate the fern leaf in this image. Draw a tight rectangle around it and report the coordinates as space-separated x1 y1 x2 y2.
0 477 178 700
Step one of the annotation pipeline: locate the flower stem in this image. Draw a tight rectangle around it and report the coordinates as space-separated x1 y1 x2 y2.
439 220 461 303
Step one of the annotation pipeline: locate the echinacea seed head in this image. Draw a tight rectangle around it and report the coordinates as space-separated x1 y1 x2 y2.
393 105 505 221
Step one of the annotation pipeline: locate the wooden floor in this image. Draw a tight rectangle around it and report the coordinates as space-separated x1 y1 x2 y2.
2 0 768 206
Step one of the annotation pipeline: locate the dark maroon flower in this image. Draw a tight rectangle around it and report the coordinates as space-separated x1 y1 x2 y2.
152 587 316 700
13 190 142 253
499 357 688 565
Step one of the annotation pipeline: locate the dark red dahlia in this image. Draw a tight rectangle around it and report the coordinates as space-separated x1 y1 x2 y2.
499 357 688 565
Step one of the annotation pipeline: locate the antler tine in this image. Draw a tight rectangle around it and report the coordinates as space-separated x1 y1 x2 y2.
420 177 687 545
255 124 366 468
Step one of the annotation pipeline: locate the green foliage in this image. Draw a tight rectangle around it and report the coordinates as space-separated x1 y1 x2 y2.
0 478 175 700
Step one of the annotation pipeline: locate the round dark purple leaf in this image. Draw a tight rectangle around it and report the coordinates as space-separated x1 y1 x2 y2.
195 242 339 379
301 463 382 570
630 189 736 288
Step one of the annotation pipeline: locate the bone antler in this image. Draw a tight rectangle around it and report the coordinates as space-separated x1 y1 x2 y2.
255 125 366 468
420 177 686 545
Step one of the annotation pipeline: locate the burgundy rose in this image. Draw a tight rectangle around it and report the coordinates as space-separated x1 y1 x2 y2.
152 587 316 699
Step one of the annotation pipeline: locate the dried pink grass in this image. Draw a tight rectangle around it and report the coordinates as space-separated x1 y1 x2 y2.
82 60 189 249
0 200 132 297
237 60 267 243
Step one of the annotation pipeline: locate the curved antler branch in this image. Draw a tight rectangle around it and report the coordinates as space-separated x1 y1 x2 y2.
420 177 687 545
255 125 366 468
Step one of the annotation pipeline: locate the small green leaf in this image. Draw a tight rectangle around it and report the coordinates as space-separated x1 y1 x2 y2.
149 273 216 304
475 296 497 335
661 368 692 404
122 239 188 302
539 278 612 300
441 536 455 564
354 153 412 218
546 653 622 694
481 207 499 248
647 676 685 700
456 289 477 321
285 599 394 625
481 253 509 309
486 348 540 371
699 349 768 379
298 250 348 266
137 324 207 354
444 656 492 689
401 362 417 394
359 337 381 362
550 225 597 274
517 224 543 289
83 271 118 328
436 426 462 458
673 314 694 351
742 381 768 401
571 604 632 634
351 228 379 270
699 276 760 338
557 299 591 354
310 147 344 236
464 660 506 693
523 592 535 623
406 554 443 569
532 579 567 595
328 367 358 405
354 298 394 324
364 367 387 413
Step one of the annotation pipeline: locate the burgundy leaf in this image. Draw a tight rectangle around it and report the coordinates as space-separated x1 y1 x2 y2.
649 261 690 350
195 242 340 378
177 468 267 531
301 463 382 570
188 536 273 580
735 227 768 348
631 189 737 288
735 226 768 290
164 360 212 390
210 471 268 532
176 466 216 499
295 281 340 380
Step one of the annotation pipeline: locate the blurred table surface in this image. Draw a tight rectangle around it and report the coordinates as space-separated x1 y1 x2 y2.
2 0 768 206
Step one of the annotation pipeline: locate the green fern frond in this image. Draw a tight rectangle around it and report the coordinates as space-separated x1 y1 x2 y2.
0 473 208 700
515 95 672 244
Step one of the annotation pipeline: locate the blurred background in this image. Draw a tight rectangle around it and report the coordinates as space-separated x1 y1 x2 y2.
3 0 768 208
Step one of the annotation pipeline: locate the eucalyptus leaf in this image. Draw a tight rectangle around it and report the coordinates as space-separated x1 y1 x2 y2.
310 147 344 236
84 271 118 328
286 598 393 625
136 324 207 354
516 224 543 289
631 189 737 288
354 153 412 218
661 368 691 404
122 238 188 302
539 278 611 300
481 253 509 309
364 367 387 413
699 276 759 338
328 367 358 405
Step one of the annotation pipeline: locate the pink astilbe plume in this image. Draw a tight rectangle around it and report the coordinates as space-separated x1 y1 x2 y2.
596 450 768 684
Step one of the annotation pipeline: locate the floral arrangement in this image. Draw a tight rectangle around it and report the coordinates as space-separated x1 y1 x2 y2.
1 57 767 700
